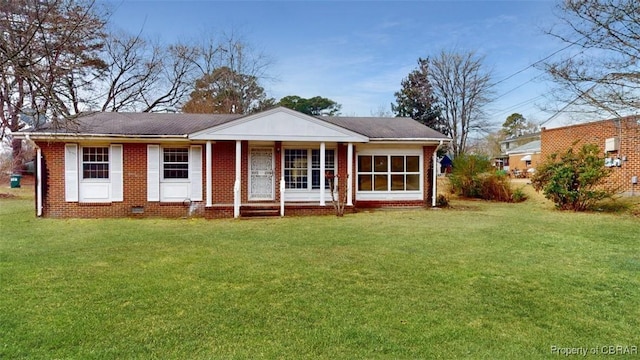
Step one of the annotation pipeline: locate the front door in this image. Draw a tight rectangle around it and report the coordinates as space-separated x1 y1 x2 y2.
249 148 274 200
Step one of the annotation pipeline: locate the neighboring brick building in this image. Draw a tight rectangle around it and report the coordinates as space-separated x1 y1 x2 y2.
495 132 540 177
540 116 640 195
16 107 450 218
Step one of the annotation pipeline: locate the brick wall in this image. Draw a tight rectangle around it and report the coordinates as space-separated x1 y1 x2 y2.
36 140 442 218
541 117 640 194
507 153 541 176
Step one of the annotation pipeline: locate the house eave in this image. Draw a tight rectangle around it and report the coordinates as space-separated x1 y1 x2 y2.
188 134 369 142
368 138 451 144
15 132 191 142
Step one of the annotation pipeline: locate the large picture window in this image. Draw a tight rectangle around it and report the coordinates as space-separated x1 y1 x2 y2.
82 147 109 179
163 148 189 179
357 155 420 191
284 148 335 190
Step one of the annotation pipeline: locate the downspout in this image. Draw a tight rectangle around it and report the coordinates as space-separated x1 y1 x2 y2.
26 134 43 216
431 140 444 207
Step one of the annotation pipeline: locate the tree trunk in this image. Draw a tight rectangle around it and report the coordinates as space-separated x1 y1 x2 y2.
11 137 23 174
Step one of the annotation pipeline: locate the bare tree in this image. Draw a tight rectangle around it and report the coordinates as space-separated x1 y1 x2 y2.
544 0 640 117
0 0 107 171
428 50 494 157
183 31 274 114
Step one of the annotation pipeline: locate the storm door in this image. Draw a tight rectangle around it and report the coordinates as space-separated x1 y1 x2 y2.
249 148 274 200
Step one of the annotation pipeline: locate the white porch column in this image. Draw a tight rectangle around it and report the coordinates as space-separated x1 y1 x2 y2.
347 142 353 206
206 141 213 207
432 141 444 207
234 140 242 218
36 146 43 216
320 142 326 206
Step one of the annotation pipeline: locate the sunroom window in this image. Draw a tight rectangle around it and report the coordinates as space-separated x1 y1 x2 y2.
357 155 420 191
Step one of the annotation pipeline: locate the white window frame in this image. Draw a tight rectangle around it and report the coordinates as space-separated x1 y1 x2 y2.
81 146 110 180
64 144 123 203
282 146 337 202
162 147 190 182
355 149 423 201
148 145 202 203
283 147 336 191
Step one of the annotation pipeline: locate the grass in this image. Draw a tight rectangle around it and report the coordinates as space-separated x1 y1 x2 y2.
1 182 639 359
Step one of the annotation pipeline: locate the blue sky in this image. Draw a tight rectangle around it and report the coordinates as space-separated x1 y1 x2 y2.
107 0 567 129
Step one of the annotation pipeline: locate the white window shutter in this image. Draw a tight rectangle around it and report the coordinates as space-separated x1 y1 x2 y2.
190 145 203 201
147 145 160 201
64 144 79 202
110 144 123 202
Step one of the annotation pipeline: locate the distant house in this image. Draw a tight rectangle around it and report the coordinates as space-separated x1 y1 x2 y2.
541 116 640 195
495 132 540 176
16 107 450 218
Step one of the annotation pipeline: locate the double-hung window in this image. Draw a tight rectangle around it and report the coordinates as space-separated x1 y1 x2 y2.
357 155 420 191
66 144 122 203
147 145 202 202
82 147 109 179
312 149 335 189
284 148 335 190
163 148 189 179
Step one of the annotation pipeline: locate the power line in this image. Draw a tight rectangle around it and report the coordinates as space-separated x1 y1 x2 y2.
490 41 581 89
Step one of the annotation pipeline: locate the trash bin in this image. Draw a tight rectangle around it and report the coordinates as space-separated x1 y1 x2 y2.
10 174 21 188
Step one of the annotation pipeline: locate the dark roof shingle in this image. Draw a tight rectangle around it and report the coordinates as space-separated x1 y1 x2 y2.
320 116 448 139
32 110 449 140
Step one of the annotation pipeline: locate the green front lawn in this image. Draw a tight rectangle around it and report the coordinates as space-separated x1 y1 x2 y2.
1 184 639 359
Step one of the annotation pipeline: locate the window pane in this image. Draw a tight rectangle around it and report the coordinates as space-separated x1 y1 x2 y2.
285 149 307 168
285 149 308 189
82 147 109 179
83 163 109 179
358 156 372 172
285 169 307 189
374 156 387 172
391 174 405 191
311 149 336 189
358 174 372 191
164 148 188 163
391 156 404 172
163 148 189 179
406 156 420 172
406 174 420 190
374 174 388 191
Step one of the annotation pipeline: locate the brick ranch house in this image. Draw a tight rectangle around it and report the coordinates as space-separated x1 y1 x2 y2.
17 107 450 218
541 116 640 195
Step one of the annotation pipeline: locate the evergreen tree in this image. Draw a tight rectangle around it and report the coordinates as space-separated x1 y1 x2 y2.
392 58 446 134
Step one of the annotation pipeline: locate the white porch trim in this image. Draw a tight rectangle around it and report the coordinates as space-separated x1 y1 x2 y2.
320 142 326 206
234 140 241 218
347 142 353 206
36 147 43 216
206 141 212 207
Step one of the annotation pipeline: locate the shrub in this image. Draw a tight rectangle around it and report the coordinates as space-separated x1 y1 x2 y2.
435 194 449 207
449 154 524 202
530 144 614 211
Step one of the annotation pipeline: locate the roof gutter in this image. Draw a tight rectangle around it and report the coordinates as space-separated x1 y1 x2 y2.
14 133 191 141
432 140 445 207
370 138 452 142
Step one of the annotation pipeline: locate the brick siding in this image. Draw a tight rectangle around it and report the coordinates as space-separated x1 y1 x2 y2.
541 117 640 194
35 140 440 218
